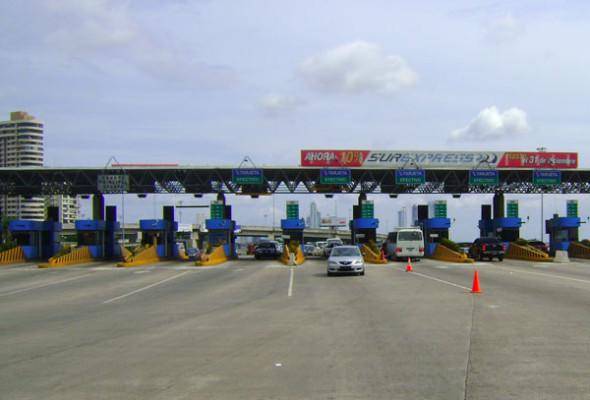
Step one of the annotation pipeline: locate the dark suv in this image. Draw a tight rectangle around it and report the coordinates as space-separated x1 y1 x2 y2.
468 237 505 261
254 241 281 260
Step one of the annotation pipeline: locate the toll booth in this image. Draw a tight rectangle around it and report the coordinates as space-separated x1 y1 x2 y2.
546 200 581 254
204 194 236 258
281 200 305 249
479 193 522 242
350 194 379 246
139 206 179 258
415 202 451 256
73 196 121 259
8 220 61 260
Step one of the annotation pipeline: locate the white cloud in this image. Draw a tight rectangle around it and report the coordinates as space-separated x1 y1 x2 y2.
41 0 236 88
450 106 530 142
299 41 418 95
259 94 304 117
484 14 524 44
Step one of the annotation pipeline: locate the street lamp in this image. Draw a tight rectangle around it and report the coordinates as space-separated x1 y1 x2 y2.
104 156 126 248
537 147 546 241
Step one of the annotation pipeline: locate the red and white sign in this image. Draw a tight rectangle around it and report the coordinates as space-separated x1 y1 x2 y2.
496 152 577 169
301 150 578 169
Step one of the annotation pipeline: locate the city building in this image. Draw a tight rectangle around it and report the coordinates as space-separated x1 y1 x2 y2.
398 207 407 228
306 201 322 229
0 111 77 221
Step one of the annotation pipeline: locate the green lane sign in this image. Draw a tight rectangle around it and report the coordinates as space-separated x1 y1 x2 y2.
232 168 263 185
210 201 224 219
395 169 426 185
432 200 447 218
507 200 519 218
469 170 499 186
286 201 299 219
320 168 351 185
567 200 578 217
361 200 374 219
533 170 561 186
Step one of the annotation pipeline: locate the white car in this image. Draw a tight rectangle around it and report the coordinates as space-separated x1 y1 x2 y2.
387 228 424 261
327 245 365 276
323 238 344 258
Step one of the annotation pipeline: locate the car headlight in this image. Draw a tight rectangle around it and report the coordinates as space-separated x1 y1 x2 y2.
328 261 338 267
352 260 363 266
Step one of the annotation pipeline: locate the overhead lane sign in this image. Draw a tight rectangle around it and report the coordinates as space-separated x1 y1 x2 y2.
232 168 263 185
301 150 578 169
469 170 499 186
395 169 426 185
319 168 351 185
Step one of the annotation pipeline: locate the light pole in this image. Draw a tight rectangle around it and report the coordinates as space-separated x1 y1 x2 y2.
537 147 546 241
104 156 126 248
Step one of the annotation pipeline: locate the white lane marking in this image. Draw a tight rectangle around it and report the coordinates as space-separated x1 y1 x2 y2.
0 273 94 297
498 266 590 285
288 268 294 297
102 271 191 304
401 268 471 291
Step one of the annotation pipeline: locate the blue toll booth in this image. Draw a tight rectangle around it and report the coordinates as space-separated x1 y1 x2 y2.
139 219 179 258
205 218 237 258
479 194 522 244
420 217 451 256
546 215 581 254
8 220 62 260
281 218 305 245
350 218 379 245
75 219 121 259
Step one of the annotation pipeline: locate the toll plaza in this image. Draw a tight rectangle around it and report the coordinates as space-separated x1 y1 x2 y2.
546 200 586 257
197 193 236 266
280 200 305 265
350 194 384 263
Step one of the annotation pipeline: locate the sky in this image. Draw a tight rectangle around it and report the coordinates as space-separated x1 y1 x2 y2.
2 0 590 241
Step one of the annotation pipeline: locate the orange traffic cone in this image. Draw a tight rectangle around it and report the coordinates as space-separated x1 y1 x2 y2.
471 270 482 294
405 258 413 272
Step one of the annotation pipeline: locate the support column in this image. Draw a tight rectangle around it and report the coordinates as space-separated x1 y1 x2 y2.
92 194 105 220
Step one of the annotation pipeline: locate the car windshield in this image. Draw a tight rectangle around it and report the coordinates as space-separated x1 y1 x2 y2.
398 231 422 241
257 242 276 248
331 247 360 257
480 238 499 244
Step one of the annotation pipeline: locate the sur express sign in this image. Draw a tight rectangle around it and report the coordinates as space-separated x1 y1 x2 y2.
301 150 578 169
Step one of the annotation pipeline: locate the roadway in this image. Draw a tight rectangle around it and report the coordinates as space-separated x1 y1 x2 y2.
2 257 590 399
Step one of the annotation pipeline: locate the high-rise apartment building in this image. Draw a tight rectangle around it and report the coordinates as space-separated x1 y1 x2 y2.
306 201 322 229
0 111 77 222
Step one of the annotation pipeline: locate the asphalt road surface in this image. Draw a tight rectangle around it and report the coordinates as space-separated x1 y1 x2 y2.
2 257 590 399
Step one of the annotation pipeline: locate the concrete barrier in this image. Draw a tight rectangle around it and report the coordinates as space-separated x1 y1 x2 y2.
568 241 590 259
117 245 159 267
0 246 26 265
506 243 553 262
431 244 474 263
196 246 228 266
553 250 570 263
361 244 387 264
39 246 93 268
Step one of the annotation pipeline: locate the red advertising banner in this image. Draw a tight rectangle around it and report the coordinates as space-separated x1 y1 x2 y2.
497 152 578 169
300 150 369 167
301 150 579 169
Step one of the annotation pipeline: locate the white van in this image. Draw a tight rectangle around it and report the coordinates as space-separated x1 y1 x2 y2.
386 228 424 261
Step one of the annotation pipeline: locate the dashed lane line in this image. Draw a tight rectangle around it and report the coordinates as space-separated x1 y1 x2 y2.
102 271 192 304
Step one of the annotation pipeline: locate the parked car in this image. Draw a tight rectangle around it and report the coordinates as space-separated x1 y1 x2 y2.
186 247 201 261
254 241 281 259
527 240 549 254
323 238 344 258
468 237 505 261
303 244 316 256
386 228 425 261
327 245 365 276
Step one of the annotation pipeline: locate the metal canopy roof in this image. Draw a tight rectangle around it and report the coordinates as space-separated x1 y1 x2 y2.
0 166 589 195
